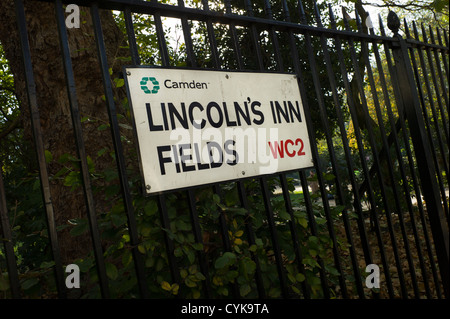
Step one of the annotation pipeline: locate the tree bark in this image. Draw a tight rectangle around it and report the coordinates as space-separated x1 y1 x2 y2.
0 1 129 264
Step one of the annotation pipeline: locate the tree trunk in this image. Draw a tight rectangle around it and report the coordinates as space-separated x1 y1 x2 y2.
0 1 129 264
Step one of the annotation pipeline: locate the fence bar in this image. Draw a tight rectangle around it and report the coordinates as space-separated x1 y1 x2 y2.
55 0 115 299
124 8 141 65
326 3 375 280
236 180 267 298
0 168 21 298
347 10 415 299
156 193 180 285
223 0 244 69
244 0 264 70
13 0 66 298
406 22 449 219
186 190 212 298
122 5 158 299
421 24 450 148
387 13 449 298
411 22 450 208
312 2 367 298
335 9 396 298
340 11 397 298
262 0 284 71
202 0 220 68
436 29 449 81
296 0 349 298
213 184 240 298
404 20 446 298
151 0 170 67
298 170 330 297
375 19 433 298
357 10 422 298
428 27 449 120
279 173 310 298
259 177 289 298
177 0 197 67
223 1 265 296
293 0 332 298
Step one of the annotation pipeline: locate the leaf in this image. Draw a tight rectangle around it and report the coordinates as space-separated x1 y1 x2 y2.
40 261 55 269
296 273 306 282
97 124 109 131
70 219 88 237
0 275 10 292
138 244 146 254
171 283 179 295
240 284 251 297
194 272 206 281
298 217 308 229
114 78 125 88
21 278 39 290
191 243 203 251
105 262 118 280
214 252 236 269
180 269 188 279
212 194 221 204
192 289 200 299
234 230 244 237
161 281 171 291
44 150 53 163
185 277 197 288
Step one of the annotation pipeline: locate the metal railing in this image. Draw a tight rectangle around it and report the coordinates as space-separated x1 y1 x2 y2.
0 0 448 299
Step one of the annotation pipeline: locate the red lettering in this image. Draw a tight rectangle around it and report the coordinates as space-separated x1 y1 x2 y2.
268 141 284 159
268 138 306 159
296 138 305 156
285 139 295 157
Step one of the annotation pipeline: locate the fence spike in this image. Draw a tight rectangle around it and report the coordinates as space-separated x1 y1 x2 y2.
387 10 400 35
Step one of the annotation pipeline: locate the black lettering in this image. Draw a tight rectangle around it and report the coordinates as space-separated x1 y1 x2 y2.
234 101 250 126
189 101 206 129
161 103 169 130
146 103 163 131
222 102 237 127
193 143 210 170
270 101 277 124
157 145 172 175
172 145 181 173
179 144 195 172
207 102 224 128
251 101 264 125
224 140 238 165
207 141 223 168
275 101 289 123
288 101 302 122
168 102 188 129
164 79 172 88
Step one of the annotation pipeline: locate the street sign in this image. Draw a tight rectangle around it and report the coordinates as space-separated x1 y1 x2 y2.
124 67 313 194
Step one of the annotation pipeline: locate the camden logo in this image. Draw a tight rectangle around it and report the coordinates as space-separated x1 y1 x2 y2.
140 76 160 94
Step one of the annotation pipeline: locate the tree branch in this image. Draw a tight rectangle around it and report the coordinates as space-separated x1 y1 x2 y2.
0 115 21 140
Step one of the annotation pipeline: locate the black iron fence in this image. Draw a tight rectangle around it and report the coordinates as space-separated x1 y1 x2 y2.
0 0 448 299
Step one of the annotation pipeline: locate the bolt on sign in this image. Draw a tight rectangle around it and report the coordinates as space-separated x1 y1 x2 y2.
124 67 313 194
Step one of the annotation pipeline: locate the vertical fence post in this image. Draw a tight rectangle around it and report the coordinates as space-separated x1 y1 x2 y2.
0 168 21 298
387 11 449 298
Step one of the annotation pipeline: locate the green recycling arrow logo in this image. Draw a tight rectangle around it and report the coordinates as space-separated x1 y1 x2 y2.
140 76 160 94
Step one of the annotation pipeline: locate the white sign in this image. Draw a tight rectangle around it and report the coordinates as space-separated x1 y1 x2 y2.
124 67 313 194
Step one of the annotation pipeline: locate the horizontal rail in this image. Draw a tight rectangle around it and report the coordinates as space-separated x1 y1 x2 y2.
37 0 407 44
